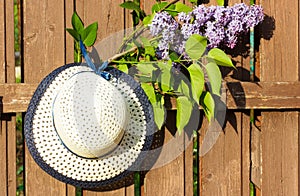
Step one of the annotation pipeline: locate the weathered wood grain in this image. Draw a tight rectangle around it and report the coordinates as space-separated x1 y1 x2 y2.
64 1 77 194
200 112 246 196
226 82 300 109
7 115 16 196
0 119 8 196
261 112 299 195
23 0 65 83
241 113 251 195
0 0 7 194
184 134 194 196
141 2 191 195
260 0 300 195
5 0 16 83
260 2 299 82
82 189 125 196
0 81 299 113
65 0 75 64
23 0 67 195
1 1 17 196
144 111 185 196
250 124 262 189
0 0 5 83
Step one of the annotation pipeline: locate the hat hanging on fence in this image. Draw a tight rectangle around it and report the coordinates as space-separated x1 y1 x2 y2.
24 41 155 189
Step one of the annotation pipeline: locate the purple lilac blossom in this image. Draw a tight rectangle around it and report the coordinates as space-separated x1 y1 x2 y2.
246 5 265 28
149 3 264 58
205 21 225 48
149 11 179 59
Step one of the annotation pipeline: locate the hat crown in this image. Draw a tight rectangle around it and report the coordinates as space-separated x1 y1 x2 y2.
53 71 128 158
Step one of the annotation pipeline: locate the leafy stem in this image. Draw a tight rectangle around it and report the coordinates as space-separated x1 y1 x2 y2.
74 41 82 63
161 0 180 11
66 12 98 63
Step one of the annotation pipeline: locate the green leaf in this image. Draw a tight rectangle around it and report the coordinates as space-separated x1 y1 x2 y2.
152 2 168 13
187 63 204 104
157 62 174 92
17 165 23 175
72 12 84 32
185 34 207 60
140 36 151 46
175 2 193 13
165 7 178 17
208 48 234 68
117 64 128 74
189 0 197 3
17 184 24 191
152 94 166 129
201 91 215 122
132 10 141 26
145 46 156 57
140 37 155 56
177 79 191 99
205 62 222 96
136 75 152 83
169 51 179 61
82 22 98 47
143 13 155 25
176 96 193 134
141 82 156 103
216 0 225 6
141 83 165 129
66 28 80 41
120 1 141 11
136 63 157 76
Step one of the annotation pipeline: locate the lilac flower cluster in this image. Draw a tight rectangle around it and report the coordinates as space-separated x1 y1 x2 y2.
149 3 264 59
149 11 179 59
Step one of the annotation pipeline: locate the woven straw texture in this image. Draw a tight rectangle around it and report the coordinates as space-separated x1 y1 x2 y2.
24 63 155 189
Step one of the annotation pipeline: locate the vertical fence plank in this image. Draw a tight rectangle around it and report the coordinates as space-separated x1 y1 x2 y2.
83 190 125 196
5 0 16 83
0 0 7 194
65 1 76 194
260 0 299 195
184 135 194 196
182 1 195 194
65 0 75 64
7 115 17 196
23 0 65 82
241 113 251 195
0 0 5 82
144 111 185 196
144 130 185 195
200 112 246 196
23 0 67 195
64 0 76 192
82 0 125 43
199 0 251 195
260 1 299 82
5 3 17 196
0 1 18 195
142 1 188 195
0 1 8 196
80 1 125 195
261 112 299 195
0 120 8 196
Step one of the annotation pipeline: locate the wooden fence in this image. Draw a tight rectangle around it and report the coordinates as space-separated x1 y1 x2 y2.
0 0 299 195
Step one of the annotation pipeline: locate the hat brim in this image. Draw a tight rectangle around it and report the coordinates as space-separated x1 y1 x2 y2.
24 63 155 189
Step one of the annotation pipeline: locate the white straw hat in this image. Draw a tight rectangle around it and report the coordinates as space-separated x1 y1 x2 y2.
24 63 155 189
